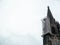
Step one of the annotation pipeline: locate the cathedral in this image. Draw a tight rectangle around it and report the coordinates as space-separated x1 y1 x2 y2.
42 6 60 45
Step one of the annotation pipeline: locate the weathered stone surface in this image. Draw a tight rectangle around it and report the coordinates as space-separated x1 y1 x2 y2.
42 6 60 45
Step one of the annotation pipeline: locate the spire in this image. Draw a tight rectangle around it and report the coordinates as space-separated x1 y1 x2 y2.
47 6 54 20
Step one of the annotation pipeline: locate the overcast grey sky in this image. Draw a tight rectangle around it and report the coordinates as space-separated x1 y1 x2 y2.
0 0 60 45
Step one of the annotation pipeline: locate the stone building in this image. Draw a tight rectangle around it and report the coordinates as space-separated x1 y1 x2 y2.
42 6 60 45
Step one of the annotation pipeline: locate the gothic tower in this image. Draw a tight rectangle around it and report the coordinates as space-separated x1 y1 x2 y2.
42 6 60 45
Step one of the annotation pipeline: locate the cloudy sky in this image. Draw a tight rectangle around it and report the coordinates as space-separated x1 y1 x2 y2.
0 0 60 45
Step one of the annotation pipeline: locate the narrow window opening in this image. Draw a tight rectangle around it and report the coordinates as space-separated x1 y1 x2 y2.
51 27 56 34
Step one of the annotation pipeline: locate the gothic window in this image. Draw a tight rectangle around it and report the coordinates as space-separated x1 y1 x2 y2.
54 40 58 45
51 27 56 34
48 41 52 45
52 38 59 45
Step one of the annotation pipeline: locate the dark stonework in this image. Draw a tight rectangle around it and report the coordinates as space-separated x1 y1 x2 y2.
42 6 60 45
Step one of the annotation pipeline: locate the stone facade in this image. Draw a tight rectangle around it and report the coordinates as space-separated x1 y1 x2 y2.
42 6 60 45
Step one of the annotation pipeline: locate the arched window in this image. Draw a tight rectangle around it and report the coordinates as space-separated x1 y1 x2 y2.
48 40 52 45
51 27 56 34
